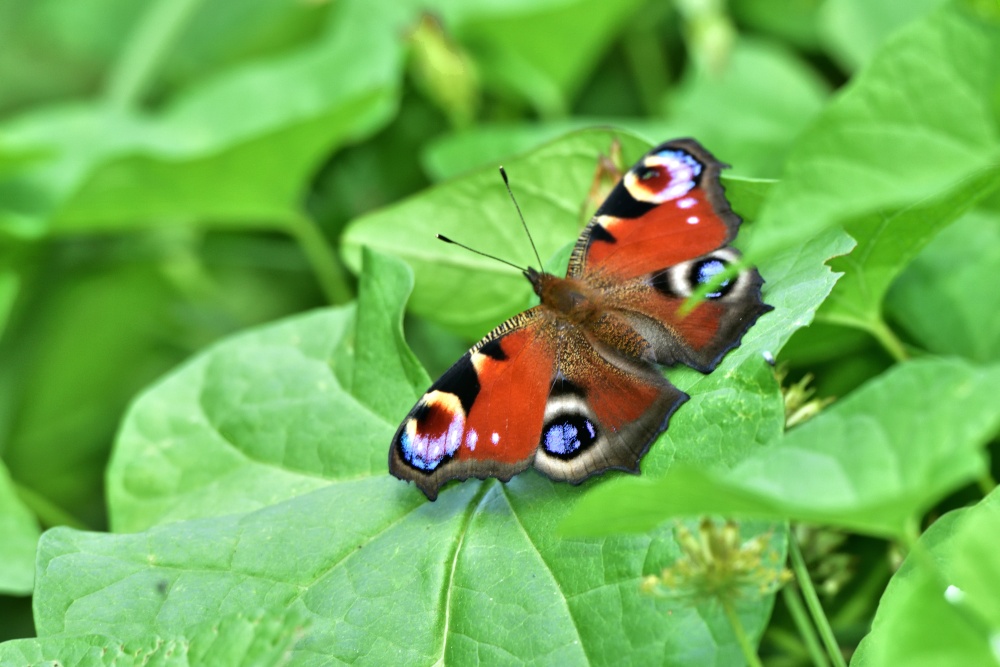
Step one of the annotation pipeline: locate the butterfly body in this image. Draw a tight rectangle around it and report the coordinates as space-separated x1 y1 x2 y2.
391 139 772 500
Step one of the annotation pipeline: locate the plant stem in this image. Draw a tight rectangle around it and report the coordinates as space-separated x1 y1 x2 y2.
869 319 909 362
721 598 763 667
104 0 206 110
14 482 88 531
781 585 830 667
284 212 353 304
789 537 847 667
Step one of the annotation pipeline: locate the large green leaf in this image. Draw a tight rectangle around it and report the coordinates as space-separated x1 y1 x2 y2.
32 484 783 666
73 248 806 664
745 4 1000 266
562 358 1000 539
852 488 1000 666
0 607 306 666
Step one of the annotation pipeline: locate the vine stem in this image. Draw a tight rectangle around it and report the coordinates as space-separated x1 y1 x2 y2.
284 212 353 305
720 598 763 667
789 536 847 667
104 0 207 110
781 584 830 667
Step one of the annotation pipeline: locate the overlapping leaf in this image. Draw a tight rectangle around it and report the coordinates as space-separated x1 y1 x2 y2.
852 489 1000 666
0 460 39 594
887 208 1000 363
562 358 1000 539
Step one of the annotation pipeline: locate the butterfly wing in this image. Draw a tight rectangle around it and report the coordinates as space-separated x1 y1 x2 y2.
390 309 556 500
531 319 687 484
391 307 687 499
570 138 771 371
391 139 770 500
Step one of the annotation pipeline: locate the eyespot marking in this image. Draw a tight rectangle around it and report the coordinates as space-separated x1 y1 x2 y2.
542 414 599 458
624 149 704 204
399 390 465 471
691 258 732 299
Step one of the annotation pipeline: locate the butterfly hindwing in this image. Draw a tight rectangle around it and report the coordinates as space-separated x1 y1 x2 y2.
533 322 688 483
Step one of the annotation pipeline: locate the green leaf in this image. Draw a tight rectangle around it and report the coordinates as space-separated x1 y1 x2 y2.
106 249 422 532
421 119 665 182
449 0 646 115
343 128 654 339
745 4 1000 265
0 459 40 595
819 0 946 71
352 248 431 422
852 488 1000 666
0 607 307 666
0 257 193 527
886 208 1000 363
562 358 1000 539
818 164 1000 336
0 0 403 237
30 484 780 665
665 37 830 178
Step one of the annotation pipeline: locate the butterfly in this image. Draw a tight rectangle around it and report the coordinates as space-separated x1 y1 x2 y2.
390 139 772 500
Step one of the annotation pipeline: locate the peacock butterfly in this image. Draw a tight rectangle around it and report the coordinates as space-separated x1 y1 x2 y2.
390 139 771 500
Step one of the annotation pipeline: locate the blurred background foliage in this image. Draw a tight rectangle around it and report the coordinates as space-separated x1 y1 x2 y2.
0 0 994 656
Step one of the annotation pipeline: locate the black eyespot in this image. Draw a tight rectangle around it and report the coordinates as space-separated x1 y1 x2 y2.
690 258 733 299
542 413 598 459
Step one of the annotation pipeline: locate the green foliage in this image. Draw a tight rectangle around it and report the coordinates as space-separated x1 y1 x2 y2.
2 0 1000 664
853 488 1000 665
562 358 1000 539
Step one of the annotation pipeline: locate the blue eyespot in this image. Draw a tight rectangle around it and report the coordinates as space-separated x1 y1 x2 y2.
543 415 598 458
692 258 732 299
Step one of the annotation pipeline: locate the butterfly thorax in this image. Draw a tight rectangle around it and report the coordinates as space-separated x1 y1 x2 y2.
525 267 602 325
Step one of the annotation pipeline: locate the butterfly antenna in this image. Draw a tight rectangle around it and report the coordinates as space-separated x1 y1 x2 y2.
436 235 527 272
500 166 544 270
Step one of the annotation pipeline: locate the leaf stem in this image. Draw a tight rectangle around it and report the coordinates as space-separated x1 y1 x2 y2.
869 319 909 362
284 212 353 304
104 0 206 110
14 482 89 531
789 536 847 667
781 584 830 667
720 598 763 667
